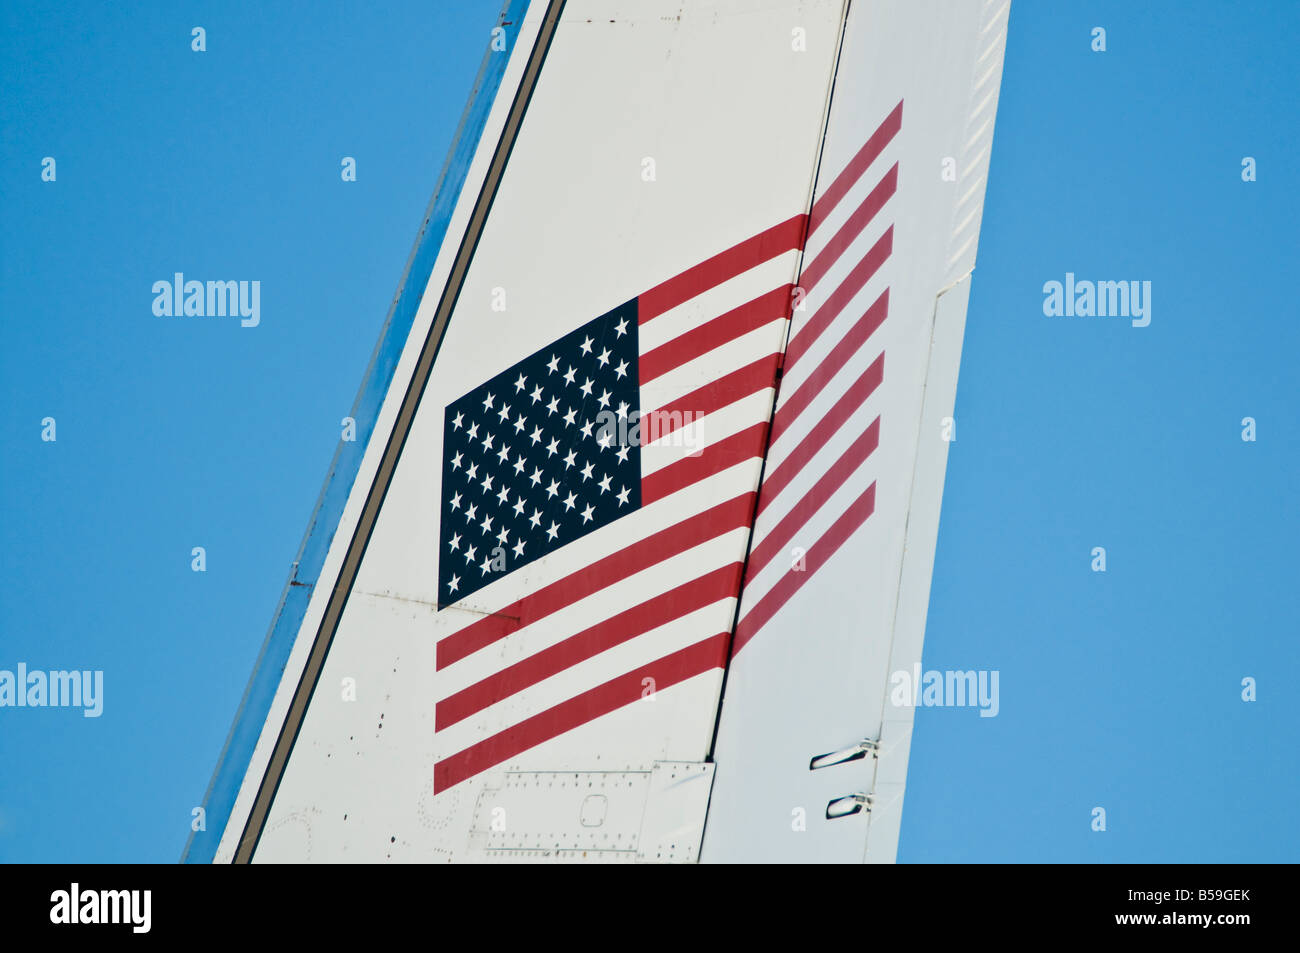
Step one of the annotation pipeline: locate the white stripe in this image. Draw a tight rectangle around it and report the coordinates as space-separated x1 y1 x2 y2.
742 408 885 609
436 528 748 698
784 218 893 395
641 317 786 411
641 386 774 476
765 328 888 474
434 599 736 760
638 251 799 354
801 135 900 266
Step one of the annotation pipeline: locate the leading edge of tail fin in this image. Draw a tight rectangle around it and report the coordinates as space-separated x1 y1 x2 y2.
184 0 551 864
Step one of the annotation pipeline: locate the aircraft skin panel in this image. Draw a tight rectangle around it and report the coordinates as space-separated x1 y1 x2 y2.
699 0 1009 863
217 0 854 862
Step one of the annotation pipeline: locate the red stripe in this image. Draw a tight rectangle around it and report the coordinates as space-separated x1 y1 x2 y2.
643 354 780 440
436 564 741 730
434 634 729 792
784 226 891 375
640 285 791 383
638 214 807 323
642 422 769 506
808 100 902 237
437 492 755 668
745 418 880 582
770 289 888 446
800 164 897 295
732 483 877 656
758 352 883 517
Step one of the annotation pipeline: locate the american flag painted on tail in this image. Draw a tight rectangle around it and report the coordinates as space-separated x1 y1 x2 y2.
432 214 809 792
733 101 901 656
431 99 906 792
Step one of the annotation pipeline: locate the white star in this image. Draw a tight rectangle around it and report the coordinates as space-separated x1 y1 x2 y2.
496 485 510 506
481 432 493 452
614 317 628 337
616 401 629 419
513 413 526 433
514 373 527 392
447 574 459 593
466 463 479 481
580 461 594 481
496 444 510 464
452 412 464 430
596 347 610 366
563 491 577 511
598 474 611 494
563 407 577 427
614 360 628 379
563 449 577 469
580 336 594 355
616 486 630 506
579 419 593 439
448 532 461 550
465 503 477 522
615 445 630 463
529 425 543 445
512 539 525 558
497 403 511 423
563 365 577 386
512 496 526 516
530 384 544 404
529 509 542 528
529 467 543 486
496 527 509 545
579 377 594 398
481 514 493 533
465 544 477 563
546 479 560 498
450 491 463 510
480 555 493 576
482 393 495 411
481 473 493 493
546 522 560 541
546 396 560 415
451 451 463 470
546 437 559 457
467 422 479 439
512 454 525 475
597 389 611 409
547 354 560 374
581 503 594 523
597 431 612 450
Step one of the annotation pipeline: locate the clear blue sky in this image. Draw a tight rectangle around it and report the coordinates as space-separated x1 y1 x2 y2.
1 1 1295 863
